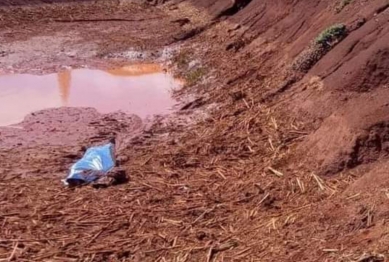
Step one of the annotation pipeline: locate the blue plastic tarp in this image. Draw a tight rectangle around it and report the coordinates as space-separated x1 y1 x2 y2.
64 143 115 185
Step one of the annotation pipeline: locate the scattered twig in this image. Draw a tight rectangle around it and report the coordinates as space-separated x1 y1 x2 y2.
311 173 325 191
268 167 284 177
7 241 18 261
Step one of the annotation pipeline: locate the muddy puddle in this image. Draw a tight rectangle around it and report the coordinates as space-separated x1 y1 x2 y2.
0 64 181 126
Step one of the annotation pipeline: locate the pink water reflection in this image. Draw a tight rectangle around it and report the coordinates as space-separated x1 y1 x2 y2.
0 65 181 126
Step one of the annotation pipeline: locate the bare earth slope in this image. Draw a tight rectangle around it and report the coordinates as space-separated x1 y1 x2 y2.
0 0 389 261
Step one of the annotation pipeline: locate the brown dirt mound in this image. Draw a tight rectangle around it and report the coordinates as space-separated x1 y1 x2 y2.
1 0 389 261
198 0 389 175
299 88 389 174
289 1 389 174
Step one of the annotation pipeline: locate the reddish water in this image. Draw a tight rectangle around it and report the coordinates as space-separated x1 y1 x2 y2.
0 64 181 126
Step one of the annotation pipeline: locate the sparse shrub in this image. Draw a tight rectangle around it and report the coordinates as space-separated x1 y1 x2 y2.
292 24 347 72
336 0 352 13
292 45 326 72
315 24 347 47
173 50 191 70
173 50 206 86
185 67 206 86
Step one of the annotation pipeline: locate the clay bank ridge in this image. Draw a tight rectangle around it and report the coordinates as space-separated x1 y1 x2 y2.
0 0 389 261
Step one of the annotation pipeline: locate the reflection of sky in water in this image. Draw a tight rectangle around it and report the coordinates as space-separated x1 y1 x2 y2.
0 65 181 126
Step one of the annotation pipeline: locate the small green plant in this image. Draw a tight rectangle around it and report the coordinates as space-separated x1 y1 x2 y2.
185 67 206 86
315 24 347 47
336 0 352 13
292 24 348 72
174 50 191 70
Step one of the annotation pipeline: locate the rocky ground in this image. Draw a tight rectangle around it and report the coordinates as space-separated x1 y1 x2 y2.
0 0 389 261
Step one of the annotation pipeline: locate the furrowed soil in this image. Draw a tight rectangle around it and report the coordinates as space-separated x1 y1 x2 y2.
0 0 389 261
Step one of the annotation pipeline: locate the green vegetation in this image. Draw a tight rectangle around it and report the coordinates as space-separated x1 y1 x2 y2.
336 0 352 13
185 67 206 86
173 49 206 86
174 50 191 70
315 24 347 47
292 24 348 72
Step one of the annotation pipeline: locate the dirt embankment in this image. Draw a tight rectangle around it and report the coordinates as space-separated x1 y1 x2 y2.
187 0 389 176
1 0 389 261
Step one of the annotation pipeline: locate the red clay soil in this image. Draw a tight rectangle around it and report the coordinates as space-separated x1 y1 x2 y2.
1 0 389 261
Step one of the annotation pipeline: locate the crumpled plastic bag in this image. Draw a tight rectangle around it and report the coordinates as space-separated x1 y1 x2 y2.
63 143 115 186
